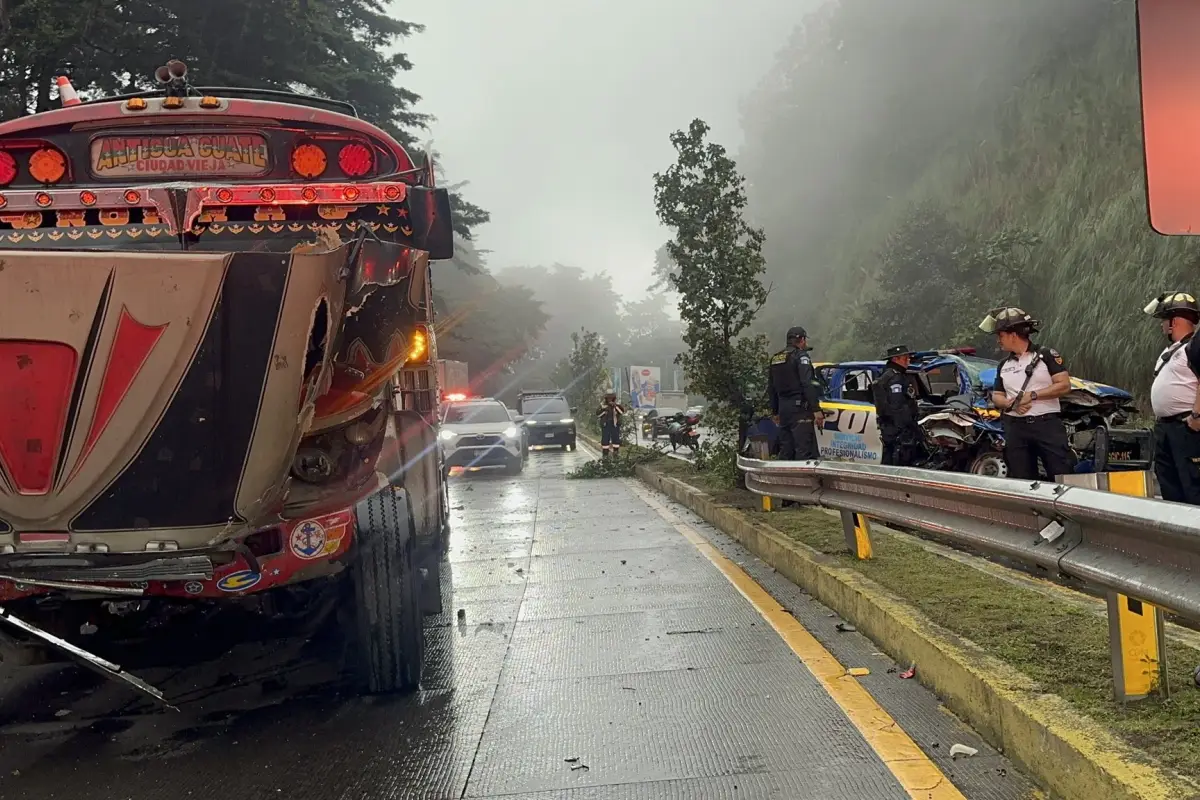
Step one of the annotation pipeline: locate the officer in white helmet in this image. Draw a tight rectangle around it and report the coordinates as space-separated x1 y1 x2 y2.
980 306 1075 480
1145 291 1200 505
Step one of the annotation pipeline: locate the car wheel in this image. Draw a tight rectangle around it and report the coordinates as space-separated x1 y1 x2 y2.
351 488 424 693
969 450 1008 478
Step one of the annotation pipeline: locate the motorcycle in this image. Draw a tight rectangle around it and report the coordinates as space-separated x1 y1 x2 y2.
666 411 702 452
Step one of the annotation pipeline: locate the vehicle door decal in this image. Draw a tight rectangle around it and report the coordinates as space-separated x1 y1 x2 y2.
819 402 882 463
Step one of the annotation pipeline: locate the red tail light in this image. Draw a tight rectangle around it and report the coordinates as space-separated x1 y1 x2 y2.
338 143 373 177
0 152 16 186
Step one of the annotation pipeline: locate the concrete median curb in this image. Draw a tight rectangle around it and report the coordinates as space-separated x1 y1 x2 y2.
633 464 1198 800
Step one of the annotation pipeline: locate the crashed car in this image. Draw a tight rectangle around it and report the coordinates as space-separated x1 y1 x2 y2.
814 349 1150 476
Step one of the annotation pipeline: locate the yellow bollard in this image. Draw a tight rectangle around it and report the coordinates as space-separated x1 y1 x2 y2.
1060 470 1167 702
840 511 873 560
762 495 775 512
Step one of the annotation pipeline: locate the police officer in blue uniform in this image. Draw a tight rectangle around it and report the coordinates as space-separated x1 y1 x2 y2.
980 307 1075 480
767 326 824 460
872 345 924 466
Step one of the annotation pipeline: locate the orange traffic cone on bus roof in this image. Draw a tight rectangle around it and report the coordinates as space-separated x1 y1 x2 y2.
56 75 80 107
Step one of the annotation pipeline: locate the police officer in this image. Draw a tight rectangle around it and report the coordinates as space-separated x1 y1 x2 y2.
980 307 1075 480
767 326 826 460
872 345 924 466
1145 292 1200 505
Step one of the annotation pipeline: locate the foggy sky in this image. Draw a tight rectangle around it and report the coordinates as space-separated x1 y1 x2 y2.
399 1 814 294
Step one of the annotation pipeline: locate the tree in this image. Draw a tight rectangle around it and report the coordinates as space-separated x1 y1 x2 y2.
853 203 1041 358
607 292 685 389
649 243 679 291
494 264 624 387
431 240 549 399
653 118 769 450
553 329 608 417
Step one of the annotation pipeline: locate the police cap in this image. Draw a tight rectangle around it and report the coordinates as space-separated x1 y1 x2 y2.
1144 291 1199 321
885 345 914 360
786 326 808 342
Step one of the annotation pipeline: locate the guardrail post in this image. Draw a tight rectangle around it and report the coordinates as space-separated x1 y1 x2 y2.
1060 470 1168 703
746 438 775 511
840 511 873 560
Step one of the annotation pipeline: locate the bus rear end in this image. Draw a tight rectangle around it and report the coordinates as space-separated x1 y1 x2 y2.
0 78 453 561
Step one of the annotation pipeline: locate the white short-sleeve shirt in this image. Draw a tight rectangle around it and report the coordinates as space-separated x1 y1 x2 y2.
993 347 1066 417
1151 339 1198 418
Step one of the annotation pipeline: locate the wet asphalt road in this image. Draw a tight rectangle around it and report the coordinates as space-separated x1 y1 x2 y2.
0 446 1034 799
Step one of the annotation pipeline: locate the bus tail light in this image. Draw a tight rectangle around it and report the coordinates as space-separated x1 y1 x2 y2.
291 143 326 179
0 152 16 186
338 143 373 177
28 148 66 184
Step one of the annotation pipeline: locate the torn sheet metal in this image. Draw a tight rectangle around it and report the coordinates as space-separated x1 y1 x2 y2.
0 604 172 708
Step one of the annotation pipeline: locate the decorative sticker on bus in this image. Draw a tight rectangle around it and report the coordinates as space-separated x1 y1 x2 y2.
89 133 271 178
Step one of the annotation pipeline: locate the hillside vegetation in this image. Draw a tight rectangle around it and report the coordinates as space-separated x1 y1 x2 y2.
741 0 1200 398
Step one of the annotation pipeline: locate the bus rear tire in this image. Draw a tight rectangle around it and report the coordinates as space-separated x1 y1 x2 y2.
351 488 424 693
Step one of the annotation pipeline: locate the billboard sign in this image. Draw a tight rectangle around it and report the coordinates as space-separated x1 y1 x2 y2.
628 366 661 408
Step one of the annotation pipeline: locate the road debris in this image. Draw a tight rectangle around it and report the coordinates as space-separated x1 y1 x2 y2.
949 744 978 759
848 668 870 677
899 663 916 679
835 622 856 632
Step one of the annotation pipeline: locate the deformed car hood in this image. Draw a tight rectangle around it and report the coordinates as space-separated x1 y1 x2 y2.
977 368 1132 401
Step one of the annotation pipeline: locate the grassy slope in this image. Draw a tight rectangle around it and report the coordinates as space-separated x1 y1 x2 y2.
652 458 1200 782
757 3 1200 394
896 8 1200 391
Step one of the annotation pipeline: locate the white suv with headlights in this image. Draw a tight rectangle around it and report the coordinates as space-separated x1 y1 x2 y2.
439 398 526 475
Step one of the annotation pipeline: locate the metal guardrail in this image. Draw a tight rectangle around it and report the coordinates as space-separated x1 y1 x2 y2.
739 455 1200 701
738 456 1200 622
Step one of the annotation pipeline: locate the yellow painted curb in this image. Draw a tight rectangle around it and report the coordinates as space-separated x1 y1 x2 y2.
633 464 1200 800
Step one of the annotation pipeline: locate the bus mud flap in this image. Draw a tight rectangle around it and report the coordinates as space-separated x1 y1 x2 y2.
0 604 172 708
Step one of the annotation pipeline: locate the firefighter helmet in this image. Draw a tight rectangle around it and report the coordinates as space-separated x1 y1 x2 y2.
1144 291 1199 321
979 306 1039 335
